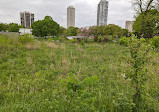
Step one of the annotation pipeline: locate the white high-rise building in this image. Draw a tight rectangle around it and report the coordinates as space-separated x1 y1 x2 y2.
20 11 34 28
97 0 109 26
125 21 134 32
67 6 75 28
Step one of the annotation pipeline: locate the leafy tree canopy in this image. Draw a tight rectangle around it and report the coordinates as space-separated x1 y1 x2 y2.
32 16 60 37
65 27 78 36
7 23 19 32
59 26 66 37
86 24 128 38
133 9 159 38
0 23 7 32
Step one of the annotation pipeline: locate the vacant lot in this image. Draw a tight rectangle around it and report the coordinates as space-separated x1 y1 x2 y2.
0 38 159 111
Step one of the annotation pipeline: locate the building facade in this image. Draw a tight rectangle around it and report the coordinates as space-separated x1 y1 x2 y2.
97 0 109 26
67 6 75 28
20 11 34 28
125 21 134 32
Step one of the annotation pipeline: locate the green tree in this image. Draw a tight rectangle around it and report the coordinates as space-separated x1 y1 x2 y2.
7 23 19 32
88 24 126 38
59 26 66 37
0 23 7 31
94 25 105 36
65 27 78 36
32 16 60 37
133 9 159 38
104 24 123 37
121 29 129 37
132 0 159 38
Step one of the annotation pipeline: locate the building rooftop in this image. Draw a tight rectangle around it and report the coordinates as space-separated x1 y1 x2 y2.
101 0 107 2
20 11 34 14
68 6 74 8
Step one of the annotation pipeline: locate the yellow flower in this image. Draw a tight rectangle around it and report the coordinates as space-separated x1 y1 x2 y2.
42 89 45 92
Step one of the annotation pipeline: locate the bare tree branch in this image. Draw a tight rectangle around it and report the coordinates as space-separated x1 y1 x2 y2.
139 0 143 12
146 0 154 11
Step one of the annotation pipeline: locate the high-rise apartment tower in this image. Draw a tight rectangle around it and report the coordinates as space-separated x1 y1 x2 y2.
97 0 108 26
125 21 134 32
67 6 75 28
20 11 34 28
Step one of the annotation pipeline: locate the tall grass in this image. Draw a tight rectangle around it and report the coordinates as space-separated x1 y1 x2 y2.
0 36 159 111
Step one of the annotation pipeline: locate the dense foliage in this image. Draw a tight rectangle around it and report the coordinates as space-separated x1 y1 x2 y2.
0 23 20 32
127 36 151 111
120 37 130 46
0 23 7 31
88 24 128 38
59 26 66 37
7 23 20 32
133 9 159 38
152 36 159 48
64 26 79 36
32 16 60 37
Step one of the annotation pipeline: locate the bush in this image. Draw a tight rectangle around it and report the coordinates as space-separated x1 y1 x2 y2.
103 37 109 42
0 35 22 51
93 36 109 43
126 36 151 111
48 37 68 42
58 37 68 42
70 38 78 43
98 36 102 42
120 37 130 46
93 36 98 42
151 36 159 48
19 34 34 44
80 40 85 47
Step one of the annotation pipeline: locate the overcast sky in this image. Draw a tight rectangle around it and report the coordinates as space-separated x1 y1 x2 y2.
0 0 135 28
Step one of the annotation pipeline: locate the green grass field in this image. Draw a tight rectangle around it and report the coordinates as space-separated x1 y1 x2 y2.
0 36 159 111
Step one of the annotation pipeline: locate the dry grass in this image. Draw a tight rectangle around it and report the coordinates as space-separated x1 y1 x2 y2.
50 63 55 71
61 57 70 73
77 45 84 52
44 42 58 49
93 56 100 62
25 41 40 50
60 43 66 50
26 57 33 65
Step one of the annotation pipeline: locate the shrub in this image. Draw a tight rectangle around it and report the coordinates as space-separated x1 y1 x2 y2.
0 35 22 51
126 36 151 111
103 37 109 42
98 36 102 42
120 37 130 46
93 36 109 43
80 40 85 47
93 36 98 42
151 36 159 48
70 38 78 43
58 37 68 42
19 34 34 44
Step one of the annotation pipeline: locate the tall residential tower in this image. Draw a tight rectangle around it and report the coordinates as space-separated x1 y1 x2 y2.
125 21 134 32
20 11 34 28
97 0 108 26
67 6 75 28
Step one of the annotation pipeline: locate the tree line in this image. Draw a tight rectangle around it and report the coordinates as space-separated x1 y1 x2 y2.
0 23 20 32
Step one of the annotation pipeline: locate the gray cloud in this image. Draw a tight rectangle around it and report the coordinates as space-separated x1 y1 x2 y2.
0 0 135 28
